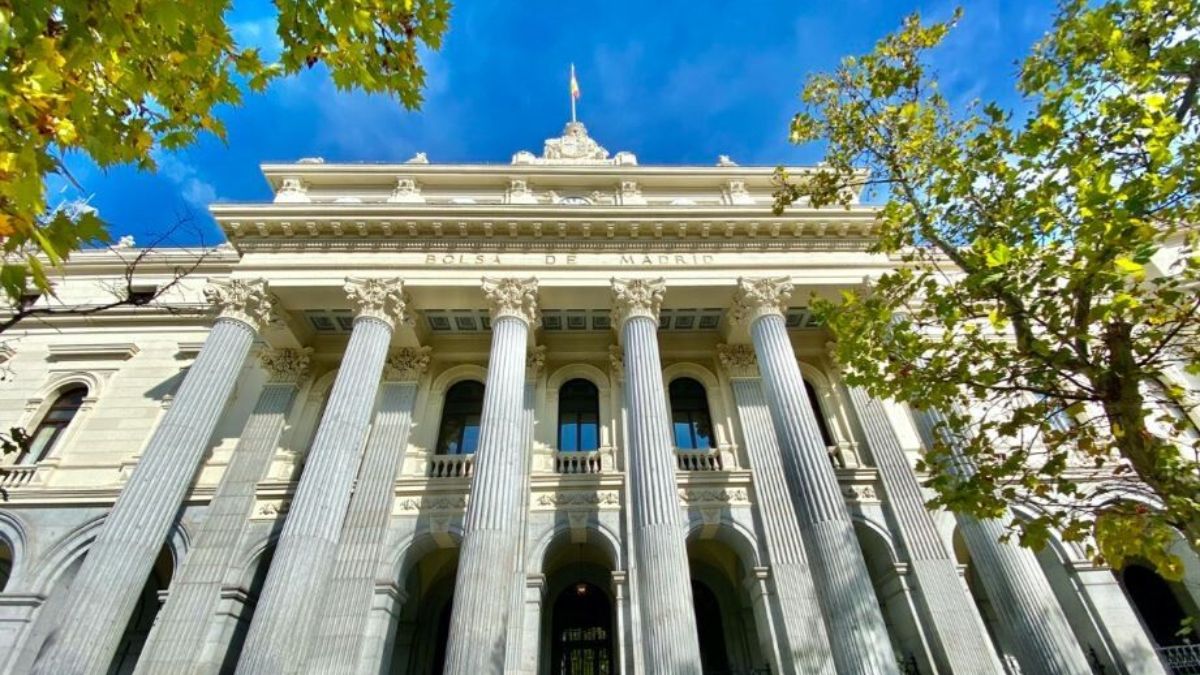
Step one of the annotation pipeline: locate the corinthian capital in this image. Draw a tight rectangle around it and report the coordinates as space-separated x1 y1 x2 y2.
203 278 273 331
717 343 759 379
384 346 432 382
610 277 665 327
345 277 411 329
258 347 312 383
482 277 540 326
729 276 794 325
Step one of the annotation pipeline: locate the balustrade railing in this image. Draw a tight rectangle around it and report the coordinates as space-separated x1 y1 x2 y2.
555 451 603 475
675 448 723 472
0 465 38 489
427 454 474 479
1160 644 1200 674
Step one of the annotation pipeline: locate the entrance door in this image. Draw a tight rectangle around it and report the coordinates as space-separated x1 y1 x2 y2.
550 582 613 675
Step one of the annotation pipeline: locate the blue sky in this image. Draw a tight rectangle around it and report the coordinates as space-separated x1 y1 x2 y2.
55 0 1057 246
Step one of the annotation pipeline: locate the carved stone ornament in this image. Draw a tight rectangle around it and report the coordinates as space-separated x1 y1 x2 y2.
345 277 411 329
676 487 751 506
619 179 647 206
387 176 425 204
384 346 432 382
729 276 794 325
507 178 539 205
535 491 620 508
717 343 759 379
726 179 754 205
526 345 547 377
482 277 540 326
608 345 625 381
610 277 665 327
511 121 638 166
258 347 312 383
274 177 310 203
203 278 273 331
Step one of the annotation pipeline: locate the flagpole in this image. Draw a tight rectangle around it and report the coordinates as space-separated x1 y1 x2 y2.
570 63 577 123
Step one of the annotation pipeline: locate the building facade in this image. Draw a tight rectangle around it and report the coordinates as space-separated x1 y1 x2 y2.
0 122 1194 674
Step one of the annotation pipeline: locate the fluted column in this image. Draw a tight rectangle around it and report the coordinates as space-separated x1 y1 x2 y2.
844 385 1003 674
730 277 897 675
612 277 703 674
236 278 409 675
443 278 539 675
717 344 836 675
32 279 273 675
505 351 541 674
305 347 431 674
138 347 311 675
912 407 1092 675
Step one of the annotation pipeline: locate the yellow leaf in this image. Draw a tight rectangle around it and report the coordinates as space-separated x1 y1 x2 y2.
0 215 14 238
1114 256 1144 279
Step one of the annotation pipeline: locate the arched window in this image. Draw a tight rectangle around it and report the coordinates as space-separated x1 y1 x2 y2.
0 539 12 592
804 379 834 447
558 379 600 452
435 381 485 455
24 386 86 464
670 378 714 450
1120 563 1198 647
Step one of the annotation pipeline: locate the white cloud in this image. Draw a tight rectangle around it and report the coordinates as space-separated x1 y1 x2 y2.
154 151 218 209
230 16 284 60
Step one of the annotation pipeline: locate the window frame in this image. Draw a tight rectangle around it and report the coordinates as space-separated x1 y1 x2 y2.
557 378 601 452
668 377 715 450
435 380 486 455
22 386 87 464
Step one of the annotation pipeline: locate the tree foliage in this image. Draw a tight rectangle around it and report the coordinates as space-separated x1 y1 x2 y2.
0 0 449 301
776 0 1200 576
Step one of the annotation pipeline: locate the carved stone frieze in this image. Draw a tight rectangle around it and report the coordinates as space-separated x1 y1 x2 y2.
274 177 309 203
608 345 624 382
345 277 411 329
726 179 754 205
254 501 290 518
610 277 665 327
258 347 312 383
526 345 547 378
507 178 539 204
387 176 424 204
729 276 794 325
716 343 759 379
842 484 879 502
396 494 469 513
534 491 620 508
203 278 273 331
384 346 432 382
619 180 646 206
677 487 751 506
482 277 540 326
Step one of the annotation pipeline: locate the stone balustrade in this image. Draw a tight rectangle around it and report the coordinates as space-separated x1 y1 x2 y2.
555 450 603 475
0 465 38 488
427 454 474 478
675 447 724 472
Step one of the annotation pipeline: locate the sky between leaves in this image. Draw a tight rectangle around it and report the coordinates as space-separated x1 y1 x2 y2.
49 0 1057 247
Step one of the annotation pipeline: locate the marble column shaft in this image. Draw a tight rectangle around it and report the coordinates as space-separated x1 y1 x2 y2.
138 348 310 675
846 386 1002 675
720 353 836 675
443 277 538 675
913 408 1092 675
32 279 271 675
612 278 703 674
237 278 407 675
504 373 539 674
305 347 429 674
734 277 897 675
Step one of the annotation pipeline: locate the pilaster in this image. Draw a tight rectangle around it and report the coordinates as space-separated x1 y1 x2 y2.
730 276 897 675
611 277 704 673
443 278 539 675
139 347 311 675
236 278 408 675
307 347 430 674
32 278 272 675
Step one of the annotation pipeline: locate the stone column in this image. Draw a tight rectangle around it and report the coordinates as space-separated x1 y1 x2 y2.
505 355 541 675
443 278 539 675
306 346 430 674
844 386 1004 675
31 279 272 675
717 343 836 674
730 277 897 675
912 407 1092 675
611 277 703 673
236 278 409 675
138 347 311 675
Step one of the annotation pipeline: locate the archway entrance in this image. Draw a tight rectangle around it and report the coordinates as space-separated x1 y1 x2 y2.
549 582 613 675
1120 563 1198 647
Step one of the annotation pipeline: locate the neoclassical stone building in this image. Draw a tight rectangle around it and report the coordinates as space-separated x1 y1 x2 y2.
0 122 1194 675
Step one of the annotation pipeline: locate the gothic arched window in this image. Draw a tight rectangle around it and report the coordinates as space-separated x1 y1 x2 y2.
558 379 600 452
435 381 485 455
669 378 714 450
804 379 835 447
24 386 86 463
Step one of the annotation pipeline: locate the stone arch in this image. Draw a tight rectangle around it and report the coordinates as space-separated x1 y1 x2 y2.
386 525 466 584
527 519 623 574
685 521 770 675
663 362 735 456
684 515 763 570
416 364 488 453
0 510 30 590
853 519 933 671
387 527 463 675
282 366 339 454
546 364 614 453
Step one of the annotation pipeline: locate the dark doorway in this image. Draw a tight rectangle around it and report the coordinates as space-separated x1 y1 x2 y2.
108 547 173 674
1121 563 1197 646
429 600 453 674
692 580 730 674
550 582 613 675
